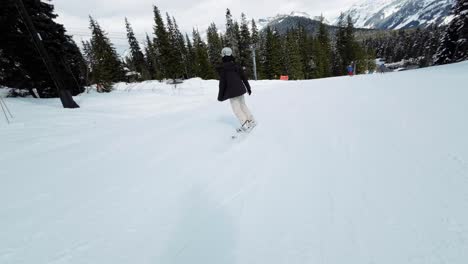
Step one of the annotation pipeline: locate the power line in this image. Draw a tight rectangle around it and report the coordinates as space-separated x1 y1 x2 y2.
65 27 149 36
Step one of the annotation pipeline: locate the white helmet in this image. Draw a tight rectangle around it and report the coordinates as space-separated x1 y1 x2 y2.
221 47 233 57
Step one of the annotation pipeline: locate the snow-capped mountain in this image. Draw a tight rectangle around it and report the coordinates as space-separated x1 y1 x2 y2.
335 0 455 29
254 11 338 36
257 11 328 30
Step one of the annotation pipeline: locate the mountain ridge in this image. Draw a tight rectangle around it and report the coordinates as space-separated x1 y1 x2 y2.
333 0 455 29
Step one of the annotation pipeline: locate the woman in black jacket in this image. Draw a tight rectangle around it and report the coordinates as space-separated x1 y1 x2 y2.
217 47 256 131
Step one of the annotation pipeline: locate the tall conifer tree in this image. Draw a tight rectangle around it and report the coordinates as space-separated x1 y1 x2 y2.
435 0 468 64
153 5 171 78
207 23 223 69
125 18 149 80
239 13 252 71
89 16 124 91
225 9 239 57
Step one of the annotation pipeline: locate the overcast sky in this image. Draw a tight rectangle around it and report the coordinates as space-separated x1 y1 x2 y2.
53 0 357 53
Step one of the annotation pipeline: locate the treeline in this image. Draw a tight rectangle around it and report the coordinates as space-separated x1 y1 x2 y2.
2 0 466 98
84 7 375 88
253 14 375 79
362 26 444 67
221 11 375 78
82 6 218 91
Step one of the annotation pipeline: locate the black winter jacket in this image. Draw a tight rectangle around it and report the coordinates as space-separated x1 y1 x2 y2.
217 58 251 102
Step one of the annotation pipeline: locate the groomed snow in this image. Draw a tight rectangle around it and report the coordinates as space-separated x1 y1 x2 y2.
1 62 468 264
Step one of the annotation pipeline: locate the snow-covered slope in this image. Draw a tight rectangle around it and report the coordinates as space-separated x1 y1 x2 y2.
2 63 468 263
335 0 455 29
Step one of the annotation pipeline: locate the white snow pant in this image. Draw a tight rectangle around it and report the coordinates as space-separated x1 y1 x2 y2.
230 95 254 126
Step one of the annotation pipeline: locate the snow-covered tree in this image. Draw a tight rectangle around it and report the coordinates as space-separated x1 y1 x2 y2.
434 0 468 64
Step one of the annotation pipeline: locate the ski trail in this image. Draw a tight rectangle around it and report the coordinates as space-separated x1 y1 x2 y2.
2 63 468 263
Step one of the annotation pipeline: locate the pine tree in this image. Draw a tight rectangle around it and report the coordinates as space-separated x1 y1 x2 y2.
334 13 347 75
239 13 252 72
284 30 304 80
345 15 358 63
172 17 189 78
88 16 124 91
425 26 443 65
62 38 88 95
314 15 332 78
334 13 364 75
207 23 223 70
251 19 260 46
263 27 283 79
0 0 86 98
125 18 149 80
353 44 369 74
225 9 239 57
193 29 216 79
435 0 468 64
153 5 171 79
220 33 227 48
144 34 160 80
165 13 184 80
278 32 288 76
331 46 343 76
233 21 242 56
185 33 196 78
294 25 313 79
365 47 377 72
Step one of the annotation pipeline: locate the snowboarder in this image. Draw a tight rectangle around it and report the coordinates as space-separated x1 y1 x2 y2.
347 64 354 76
217 47 256 131
379 63 386 74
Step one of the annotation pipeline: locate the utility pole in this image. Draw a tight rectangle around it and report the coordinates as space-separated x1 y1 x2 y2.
15 0 79 108
250 44 258 81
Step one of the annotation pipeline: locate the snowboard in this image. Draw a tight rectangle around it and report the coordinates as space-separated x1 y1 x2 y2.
231 122 257 139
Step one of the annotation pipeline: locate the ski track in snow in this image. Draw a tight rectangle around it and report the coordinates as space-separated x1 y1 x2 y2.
1 63 468 263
